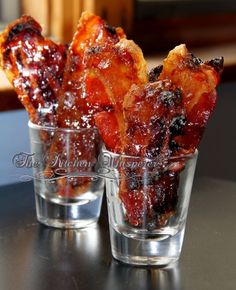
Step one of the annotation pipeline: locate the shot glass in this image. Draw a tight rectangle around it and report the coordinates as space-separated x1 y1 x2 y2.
28 121 104 229
102 149 198 266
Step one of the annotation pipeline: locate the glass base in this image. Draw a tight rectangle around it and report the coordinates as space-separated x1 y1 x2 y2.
110 226 185 266
35 193 103 229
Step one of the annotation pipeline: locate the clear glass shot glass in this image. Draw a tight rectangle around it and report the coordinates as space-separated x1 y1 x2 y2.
102 148 198 266
28 121 104 229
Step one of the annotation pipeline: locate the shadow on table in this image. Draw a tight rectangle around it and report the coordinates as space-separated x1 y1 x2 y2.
104 260 182 290
24 224 182 290
25 224 108 290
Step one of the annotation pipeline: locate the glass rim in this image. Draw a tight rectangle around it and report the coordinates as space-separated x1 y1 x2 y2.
28 120 98 133
102 146 198 162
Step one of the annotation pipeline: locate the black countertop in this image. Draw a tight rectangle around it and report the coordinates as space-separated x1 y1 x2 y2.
0 177 236 290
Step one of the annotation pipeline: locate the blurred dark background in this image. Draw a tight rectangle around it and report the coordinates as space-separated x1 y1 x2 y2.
0 0 235 183
1 0 236 108
135 0 236 52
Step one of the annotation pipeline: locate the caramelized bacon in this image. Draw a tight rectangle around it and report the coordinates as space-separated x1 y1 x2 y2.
97 44 223 158
123 80 185 157
88 38 147 153
44 127 101 197
56 12 127 129
96 44 223 227
107 80 185 227
83 39 147 111
94 111 122 150
159 45 222 113
56 12 147 135
49 12 147 195
158 44 223 154
0 15 67 125
51 12 147 195
1 13 223 227
120 170 179 228
48 12 126 194
71 12 125 56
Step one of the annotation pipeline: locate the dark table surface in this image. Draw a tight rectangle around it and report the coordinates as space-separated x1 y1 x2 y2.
0 177 236 290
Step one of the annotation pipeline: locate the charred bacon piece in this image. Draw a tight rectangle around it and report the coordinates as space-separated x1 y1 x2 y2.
0 15 67 125
97 45 223 158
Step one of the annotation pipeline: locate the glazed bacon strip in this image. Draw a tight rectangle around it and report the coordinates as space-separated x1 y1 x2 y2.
123 80 185 157
56 11 125 129
0 15 67 125
49 12 147 195
119 80 185 227
85 38 148 153
157 44 223 155
83 39 147 110
56 12 147 131
96 44 223 157
48 12 126 193
95 44 223 227
0 14 223 225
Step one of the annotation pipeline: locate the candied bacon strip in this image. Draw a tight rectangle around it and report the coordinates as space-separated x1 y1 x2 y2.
48 12 147 195
157 44 223 155
97 80 186 227
0 15 67 125
120 170 179 228
96 44 223 228
96 79 185 157
159 44 222 113
94 111 122 150
57 12 147 131
71 11 125 56
56 11 126 129
48 12 125 194
87 38 147 152
83 39 147 110
116 80 185 227
43 11 126 194
123 80 185 157
90 39 147 151
50 12 147 195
